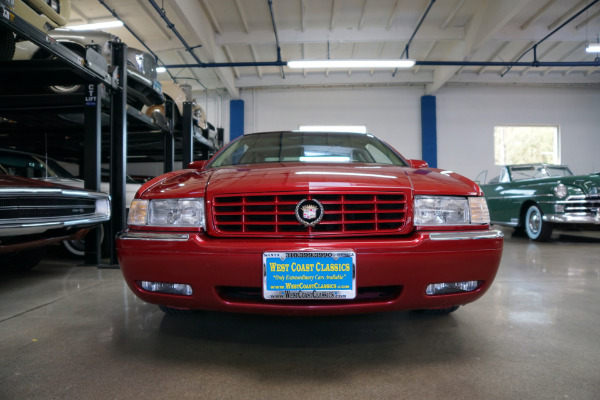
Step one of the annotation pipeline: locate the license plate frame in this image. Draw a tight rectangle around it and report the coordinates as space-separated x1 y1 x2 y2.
263 251 356 300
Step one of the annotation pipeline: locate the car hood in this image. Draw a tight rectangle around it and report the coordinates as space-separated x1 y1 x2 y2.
140 164 481 199
0 174 77 189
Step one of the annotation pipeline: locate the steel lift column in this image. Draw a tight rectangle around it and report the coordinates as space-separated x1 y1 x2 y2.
109 42 128 266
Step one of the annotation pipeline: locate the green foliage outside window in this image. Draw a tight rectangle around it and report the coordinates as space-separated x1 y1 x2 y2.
494 126 559 165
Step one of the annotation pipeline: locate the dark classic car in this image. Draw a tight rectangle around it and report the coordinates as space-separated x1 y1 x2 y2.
117 131 503 316
479 164 600 241
0 168 111 270
0 148 140 256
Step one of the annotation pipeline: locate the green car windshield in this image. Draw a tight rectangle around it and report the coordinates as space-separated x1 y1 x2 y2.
508 164 574 181
209 131 408 168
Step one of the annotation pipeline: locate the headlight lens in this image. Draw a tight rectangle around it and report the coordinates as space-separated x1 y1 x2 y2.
414 196 490 226
553 183 567 199
128 198 205 228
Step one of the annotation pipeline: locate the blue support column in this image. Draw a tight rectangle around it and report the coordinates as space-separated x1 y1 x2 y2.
420 95 437 168
230 99 244 141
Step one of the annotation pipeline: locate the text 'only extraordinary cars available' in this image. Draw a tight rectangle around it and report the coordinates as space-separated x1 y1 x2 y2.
117 131 503 316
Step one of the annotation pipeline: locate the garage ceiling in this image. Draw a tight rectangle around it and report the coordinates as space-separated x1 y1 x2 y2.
46 0 600 96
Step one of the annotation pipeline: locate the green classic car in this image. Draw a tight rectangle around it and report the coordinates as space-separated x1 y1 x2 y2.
478 164 600 241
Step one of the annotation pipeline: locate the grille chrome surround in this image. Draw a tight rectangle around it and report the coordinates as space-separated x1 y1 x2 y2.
212 192 409 236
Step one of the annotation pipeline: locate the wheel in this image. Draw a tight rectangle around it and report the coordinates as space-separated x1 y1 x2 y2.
0 28 15 61
159 305 196 315
525 204 553 241
32 45 85 94
62 224 105 257
1 247 46 271
420 306 460 315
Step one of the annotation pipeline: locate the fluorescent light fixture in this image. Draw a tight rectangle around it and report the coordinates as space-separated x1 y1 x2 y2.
585 42 600 53
156 67 167 73
287 59 416 69
67 20 124 31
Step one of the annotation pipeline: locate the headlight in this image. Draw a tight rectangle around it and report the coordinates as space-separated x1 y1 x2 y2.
414 196 490 226
553 183 567 199
128 198 205 228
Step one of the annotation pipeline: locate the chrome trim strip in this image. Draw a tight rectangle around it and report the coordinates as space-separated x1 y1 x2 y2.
117 232 190 241
429 230 504 241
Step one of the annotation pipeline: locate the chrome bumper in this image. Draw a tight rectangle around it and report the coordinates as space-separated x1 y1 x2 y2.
543 213 600 224
117 230 504 242
428 230 504 241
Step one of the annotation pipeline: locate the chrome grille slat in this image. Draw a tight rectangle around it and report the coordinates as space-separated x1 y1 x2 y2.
212 192 408 236
0 196 97 220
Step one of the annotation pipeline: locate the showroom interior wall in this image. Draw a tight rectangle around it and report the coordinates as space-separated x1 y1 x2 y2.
239 85 600 180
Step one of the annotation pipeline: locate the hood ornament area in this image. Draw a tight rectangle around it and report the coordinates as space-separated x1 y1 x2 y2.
295 198 324 227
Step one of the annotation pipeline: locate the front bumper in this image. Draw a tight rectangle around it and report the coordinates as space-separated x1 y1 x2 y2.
116 229 503 316
543 212 600 225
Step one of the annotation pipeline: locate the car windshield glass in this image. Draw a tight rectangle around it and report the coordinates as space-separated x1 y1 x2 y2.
508 164 573 181
0 152 74 179
209 132 407 167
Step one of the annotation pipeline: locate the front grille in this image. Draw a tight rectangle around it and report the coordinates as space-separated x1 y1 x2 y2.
217 286 402 305
0 196 97 220
563 196 600 214
212 192 409 236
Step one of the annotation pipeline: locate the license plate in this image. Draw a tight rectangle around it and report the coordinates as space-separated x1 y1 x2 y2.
263 251 356 300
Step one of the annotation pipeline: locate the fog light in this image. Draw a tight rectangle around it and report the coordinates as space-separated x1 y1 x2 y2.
139 281 193 296
426 281 481 295
555 204 565 213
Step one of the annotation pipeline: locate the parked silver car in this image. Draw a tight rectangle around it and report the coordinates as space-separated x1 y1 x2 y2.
12 28 164 109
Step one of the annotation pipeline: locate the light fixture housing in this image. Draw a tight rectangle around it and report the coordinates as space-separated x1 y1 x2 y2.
585 42 600 53
67 20 124 31
287 59 416 69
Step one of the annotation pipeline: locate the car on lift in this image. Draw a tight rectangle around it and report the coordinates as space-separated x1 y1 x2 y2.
117 131 503 316
478 164 600 241
0 147 142 256
0 0 71 61
10 28 164 110
0 165 110 271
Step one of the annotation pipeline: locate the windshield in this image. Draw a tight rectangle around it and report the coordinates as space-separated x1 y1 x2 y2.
209 132 408 168
508 164 574 181
0 151 76 179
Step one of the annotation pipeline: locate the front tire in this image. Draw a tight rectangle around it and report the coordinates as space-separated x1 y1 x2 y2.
525 204 553 241
0 28 15 61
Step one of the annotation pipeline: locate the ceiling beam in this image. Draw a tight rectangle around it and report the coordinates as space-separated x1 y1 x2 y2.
167 1 239 98
426 0 532 94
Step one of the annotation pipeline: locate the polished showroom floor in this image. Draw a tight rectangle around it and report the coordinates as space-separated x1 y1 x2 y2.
1 227 599 399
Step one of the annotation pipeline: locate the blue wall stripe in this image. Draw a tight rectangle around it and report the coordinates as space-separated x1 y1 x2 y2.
229 99 244 141
420 95 437 168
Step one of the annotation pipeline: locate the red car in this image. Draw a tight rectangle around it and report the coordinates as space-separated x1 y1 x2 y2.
117 131 503 316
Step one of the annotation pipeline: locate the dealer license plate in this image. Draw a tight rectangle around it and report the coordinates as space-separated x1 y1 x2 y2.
263 251 356 300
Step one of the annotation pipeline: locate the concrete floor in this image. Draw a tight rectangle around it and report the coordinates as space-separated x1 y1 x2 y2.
1 227 599 400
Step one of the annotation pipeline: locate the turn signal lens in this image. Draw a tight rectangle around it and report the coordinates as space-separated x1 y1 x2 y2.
139 281 193 296
426 281 481 295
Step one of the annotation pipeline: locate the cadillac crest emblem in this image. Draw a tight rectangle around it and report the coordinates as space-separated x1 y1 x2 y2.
295 198 324 227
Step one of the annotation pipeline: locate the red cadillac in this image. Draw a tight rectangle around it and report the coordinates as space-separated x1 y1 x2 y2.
117 131 503 316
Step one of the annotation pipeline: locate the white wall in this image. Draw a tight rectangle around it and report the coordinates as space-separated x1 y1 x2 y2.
436 86 600 179
238 85 600 180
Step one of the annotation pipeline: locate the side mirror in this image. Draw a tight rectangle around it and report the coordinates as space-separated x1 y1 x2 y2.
188 160 207 170
408 159 429 168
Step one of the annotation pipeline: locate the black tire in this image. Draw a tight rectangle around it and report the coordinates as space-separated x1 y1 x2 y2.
159 305 196 315
525 204 553 241
420 305 460 315
32 45 85 94
62 224 106 257
2 247 46 271
0 27 15 61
